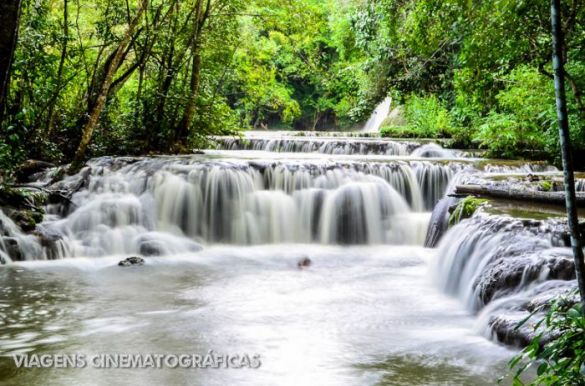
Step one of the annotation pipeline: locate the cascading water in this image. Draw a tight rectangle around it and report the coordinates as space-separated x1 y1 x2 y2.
2 130 576 385
215 136 414 155
0 144 559 263
213 133 465 159
0 210 44 263
2 156 468 261
362 97 392 132
432 209 577 344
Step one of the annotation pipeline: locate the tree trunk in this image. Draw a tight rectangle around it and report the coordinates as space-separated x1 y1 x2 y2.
453 185 585 207
176 0 210 148
0 0 22 125
176 45 202 144
551 0 585 309
69 0 147 173
46 0 69 136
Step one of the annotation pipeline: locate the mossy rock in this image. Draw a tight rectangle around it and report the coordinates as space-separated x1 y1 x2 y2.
539 180 553 192
0 186 29 208
448 196 488 227
8 209 45 232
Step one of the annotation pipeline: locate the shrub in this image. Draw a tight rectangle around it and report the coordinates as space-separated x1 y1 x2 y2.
473 67 555 159
379 95 454 138
508 295 585 386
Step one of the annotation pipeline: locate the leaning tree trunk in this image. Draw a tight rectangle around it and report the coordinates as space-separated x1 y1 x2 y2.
0 0 22 125
46 0 69 136
551 0 585 309
175 0 210 149
176 44 202 146
69 0 147 173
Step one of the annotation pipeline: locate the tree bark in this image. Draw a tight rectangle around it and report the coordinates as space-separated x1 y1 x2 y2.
69 0 147 173
176 0 211 147
0 0 22 125
453 185 585 207
551 0 585 309
46 0 69 136
177 44 202 144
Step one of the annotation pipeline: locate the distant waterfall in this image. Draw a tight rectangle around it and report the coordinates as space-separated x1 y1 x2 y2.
362 97 392 132
215 137 414 156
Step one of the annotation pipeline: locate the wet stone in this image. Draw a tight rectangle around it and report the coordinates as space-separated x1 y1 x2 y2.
118 256 145 267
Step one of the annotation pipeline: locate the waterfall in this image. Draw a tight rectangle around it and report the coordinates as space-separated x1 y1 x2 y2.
433 213 570 310
213 135 463 158
1 151 560 263
214 137 414 156
1 136 562 266
432 210 577 343
2 157 467 261
0 210 43 262
362 97 392 132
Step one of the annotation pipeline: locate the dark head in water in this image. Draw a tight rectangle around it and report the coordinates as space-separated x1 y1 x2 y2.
297 256 312 268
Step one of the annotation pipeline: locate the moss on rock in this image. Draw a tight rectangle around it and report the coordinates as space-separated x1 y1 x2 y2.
539 180 553 192
448 196 488 227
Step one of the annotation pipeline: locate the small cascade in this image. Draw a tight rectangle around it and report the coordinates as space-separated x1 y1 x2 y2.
414 161 459 210
214 136 415 156
433 213 571 309
411 143 453 158
362 97 392 132
0 210 43 263
214 135 462 158
432 210 576 344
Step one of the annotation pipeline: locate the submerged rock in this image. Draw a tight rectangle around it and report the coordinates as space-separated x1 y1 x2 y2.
489 314 537 348
137 233 203 256
118 256 145 267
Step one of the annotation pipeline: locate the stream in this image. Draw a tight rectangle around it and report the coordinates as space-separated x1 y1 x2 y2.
0 131 577 385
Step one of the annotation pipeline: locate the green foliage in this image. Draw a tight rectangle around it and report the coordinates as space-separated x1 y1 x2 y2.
2 0 585 167
229 0 368 130
473 67 555 158
380 95 453 138
539 181 553 192
448 196 487 227
404 95 453 138
0 0 376 168
380 125 411 138
352 0 585 163
508 296 585 386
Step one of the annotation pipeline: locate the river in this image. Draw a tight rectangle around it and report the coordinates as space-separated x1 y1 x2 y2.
1 131 568 385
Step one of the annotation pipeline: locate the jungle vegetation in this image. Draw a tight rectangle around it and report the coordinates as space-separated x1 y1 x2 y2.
0 0 584 169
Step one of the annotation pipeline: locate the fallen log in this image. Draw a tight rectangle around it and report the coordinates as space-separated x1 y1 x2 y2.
453 184 585 207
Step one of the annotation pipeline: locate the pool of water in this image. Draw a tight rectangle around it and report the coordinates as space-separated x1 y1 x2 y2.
0 245 514 385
